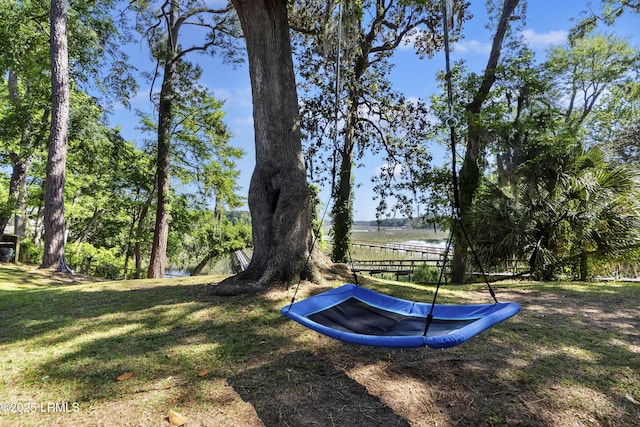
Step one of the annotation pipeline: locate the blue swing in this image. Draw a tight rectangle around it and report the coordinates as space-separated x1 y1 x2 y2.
281 284 520 349
281 0 520 348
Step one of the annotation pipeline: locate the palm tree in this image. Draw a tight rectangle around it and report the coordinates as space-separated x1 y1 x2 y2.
471 145 640 280
565 147 640 280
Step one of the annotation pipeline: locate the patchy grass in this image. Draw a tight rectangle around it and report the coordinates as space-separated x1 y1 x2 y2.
0 264 638 426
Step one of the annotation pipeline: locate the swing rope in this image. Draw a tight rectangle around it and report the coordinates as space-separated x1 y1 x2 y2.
332 0 359 286
286 0 348 311
281 1 520 349
424 0 498 338
290 0 499 320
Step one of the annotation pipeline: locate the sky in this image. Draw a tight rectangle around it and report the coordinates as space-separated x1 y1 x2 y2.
108 1 640 221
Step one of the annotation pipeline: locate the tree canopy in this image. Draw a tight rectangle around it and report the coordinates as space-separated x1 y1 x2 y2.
1 0 638 284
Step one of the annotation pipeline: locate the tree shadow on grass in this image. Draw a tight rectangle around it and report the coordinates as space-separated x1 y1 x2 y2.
320 285 640 426
2 272 639 426
1 276 413 426
0 280 256 343
1 281 292 403
229 349 410 427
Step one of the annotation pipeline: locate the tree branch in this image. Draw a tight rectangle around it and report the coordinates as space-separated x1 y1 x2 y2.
467 0 520 113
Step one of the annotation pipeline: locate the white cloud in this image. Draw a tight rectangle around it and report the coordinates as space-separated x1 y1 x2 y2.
213 88 232 102
398 25 567 55
213 87 252 108
452 39 493 55
133 88 158 103
400 29 492 55
399 28 425 50
523 29 567 48
374 163 404 180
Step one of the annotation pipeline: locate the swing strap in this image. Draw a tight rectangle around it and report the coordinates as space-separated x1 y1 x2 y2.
424 0 498 337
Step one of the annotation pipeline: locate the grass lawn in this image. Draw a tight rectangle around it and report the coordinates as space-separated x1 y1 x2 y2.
0 264 638 426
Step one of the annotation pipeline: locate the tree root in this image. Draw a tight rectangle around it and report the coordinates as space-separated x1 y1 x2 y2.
208 276 266 296
208 245 339 296
208 256 346 297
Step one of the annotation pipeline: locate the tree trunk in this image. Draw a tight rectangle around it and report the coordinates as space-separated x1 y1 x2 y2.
40 0 71 272
331 111 356 263
0 154 32 235
72 208 105 244
0 71 40 236
16 108 50 237
33 205 44 246
451 123 483 284
450 0 520 284
192 253 214 276
135 189 155 279
146 79 172 277
217 0 329 292
14 179 28 237
147 0 179 279
122 205 139 280
328 3 376 265
579 250 589 281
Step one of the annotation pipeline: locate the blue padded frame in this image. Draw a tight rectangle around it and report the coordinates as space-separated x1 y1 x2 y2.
281 284 520 349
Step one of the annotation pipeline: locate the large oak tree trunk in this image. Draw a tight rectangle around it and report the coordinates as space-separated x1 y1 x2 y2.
40 0 70 272
216 0 328 293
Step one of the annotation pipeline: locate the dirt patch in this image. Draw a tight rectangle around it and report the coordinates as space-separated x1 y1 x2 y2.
230 350 410 426
29 266 105 284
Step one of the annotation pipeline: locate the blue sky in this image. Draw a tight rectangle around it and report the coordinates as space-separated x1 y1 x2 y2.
109 1 639 221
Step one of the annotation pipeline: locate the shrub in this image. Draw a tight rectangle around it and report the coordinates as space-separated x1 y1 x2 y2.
18 239 43 265
413 263 441 284
65 242 125 279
